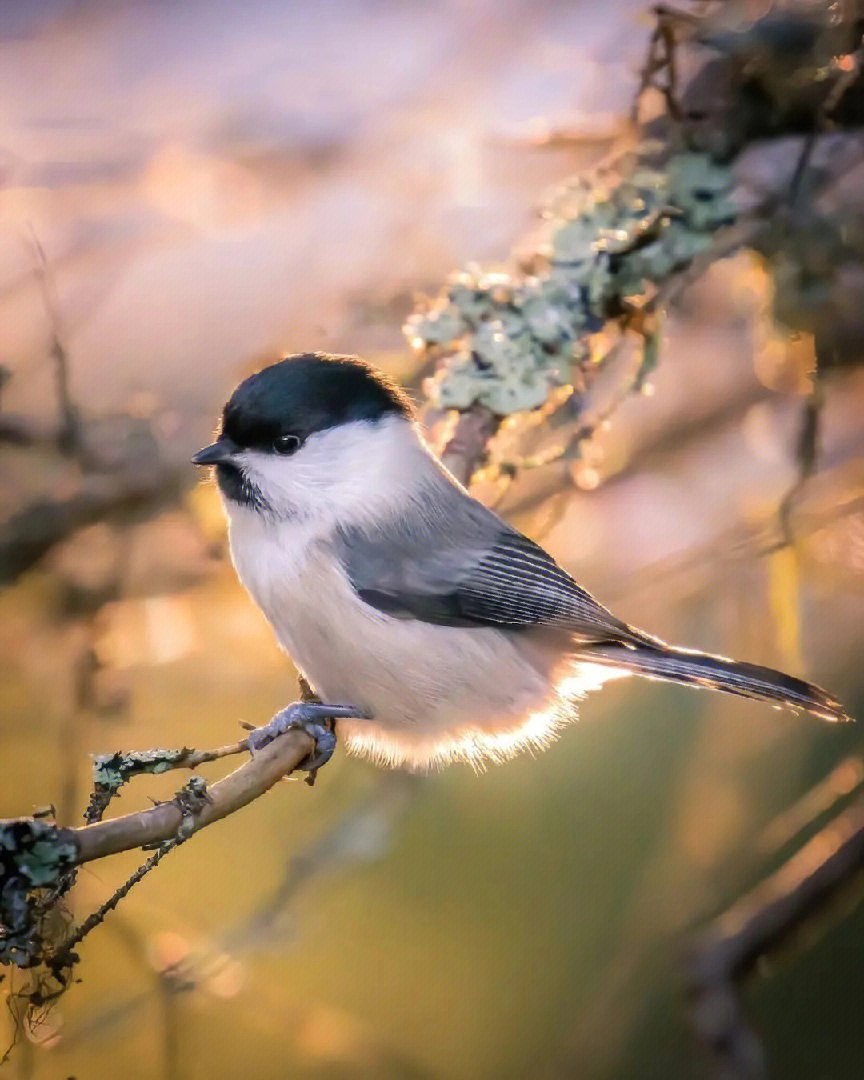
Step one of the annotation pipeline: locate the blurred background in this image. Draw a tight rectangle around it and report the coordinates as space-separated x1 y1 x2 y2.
1 1 863 1078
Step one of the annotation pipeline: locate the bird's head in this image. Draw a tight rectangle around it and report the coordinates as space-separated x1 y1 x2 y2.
193 353 417 522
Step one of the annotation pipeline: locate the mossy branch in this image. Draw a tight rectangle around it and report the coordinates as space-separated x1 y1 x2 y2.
0 728 314 978
409 3 864 492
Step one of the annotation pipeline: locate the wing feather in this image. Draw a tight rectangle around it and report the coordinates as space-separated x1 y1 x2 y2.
337 497 648 646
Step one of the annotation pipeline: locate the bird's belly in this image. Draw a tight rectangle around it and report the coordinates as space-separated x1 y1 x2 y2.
227 516 617 769
275 577 555 743
230 524 570 768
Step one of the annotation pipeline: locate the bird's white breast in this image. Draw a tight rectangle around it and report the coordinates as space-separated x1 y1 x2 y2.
224 502 589 769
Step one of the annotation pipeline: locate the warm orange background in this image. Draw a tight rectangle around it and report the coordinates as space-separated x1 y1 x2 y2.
1 3 863 1078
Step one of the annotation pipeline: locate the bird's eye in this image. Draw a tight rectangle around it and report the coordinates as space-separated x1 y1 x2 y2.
273 432 302 455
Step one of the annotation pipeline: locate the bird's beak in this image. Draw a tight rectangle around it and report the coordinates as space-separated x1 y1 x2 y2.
192 437 239 466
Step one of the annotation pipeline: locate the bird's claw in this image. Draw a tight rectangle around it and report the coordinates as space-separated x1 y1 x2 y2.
246 701 362 780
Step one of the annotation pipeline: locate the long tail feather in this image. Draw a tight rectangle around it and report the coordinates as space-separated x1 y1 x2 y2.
582 643 850 723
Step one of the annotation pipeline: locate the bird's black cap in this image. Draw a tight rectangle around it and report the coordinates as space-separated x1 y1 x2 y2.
219 352 414 452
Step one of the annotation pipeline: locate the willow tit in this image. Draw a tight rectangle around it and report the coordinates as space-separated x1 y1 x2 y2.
193 353 848 771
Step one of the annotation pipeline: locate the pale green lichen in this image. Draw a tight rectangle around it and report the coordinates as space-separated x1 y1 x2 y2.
0 819 77 968
17 839 71 888
92 748 185 789
409 301 468 345
87 748 188 824
666 152 737 232
407 148 735 418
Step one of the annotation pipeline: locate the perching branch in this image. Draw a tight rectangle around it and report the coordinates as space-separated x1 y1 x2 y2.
74 727 314 864
0 727 315 984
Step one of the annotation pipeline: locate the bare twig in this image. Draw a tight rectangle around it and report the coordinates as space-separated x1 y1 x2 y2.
774 381 823 550
790 36 864 203
632 4 692 123
0 452 180 586
27 227 81 456
684 795 864 1078
0 416 47 448
163 740 252 770
59 839 184 964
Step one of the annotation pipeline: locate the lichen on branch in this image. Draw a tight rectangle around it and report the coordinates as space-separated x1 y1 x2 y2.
0 820 76 969
412 1 864 487
0 726 314 1018
408 148 735 418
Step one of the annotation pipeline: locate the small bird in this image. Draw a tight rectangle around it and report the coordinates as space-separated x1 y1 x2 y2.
193 353 849 771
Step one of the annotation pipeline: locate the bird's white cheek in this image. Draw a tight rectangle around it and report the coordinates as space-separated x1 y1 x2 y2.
237 417 431 525
233 452 313 520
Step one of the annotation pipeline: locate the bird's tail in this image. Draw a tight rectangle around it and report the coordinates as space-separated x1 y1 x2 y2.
581 642 850 723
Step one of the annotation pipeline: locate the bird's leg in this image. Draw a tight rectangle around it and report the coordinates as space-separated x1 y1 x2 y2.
246 701 366 783
297 675 320 704
293 677 343 784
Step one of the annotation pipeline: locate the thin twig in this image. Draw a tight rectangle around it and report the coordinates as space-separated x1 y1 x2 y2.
684 795 864 1078
790 38 864 204
57 838 183 965
27 227 81 456
774 381 823 550
67 727 315 865
85 738 255 825
172 740 252 769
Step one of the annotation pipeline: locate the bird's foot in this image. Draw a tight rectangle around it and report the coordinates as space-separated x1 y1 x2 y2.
246 701 364 784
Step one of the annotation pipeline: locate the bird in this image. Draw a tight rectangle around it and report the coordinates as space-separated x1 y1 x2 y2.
192 352 849 772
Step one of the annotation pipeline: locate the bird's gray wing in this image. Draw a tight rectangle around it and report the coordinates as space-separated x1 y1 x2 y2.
335 494 646 645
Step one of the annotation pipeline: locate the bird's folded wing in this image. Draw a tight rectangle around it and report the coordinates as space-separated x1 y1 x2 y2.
335 500 647 646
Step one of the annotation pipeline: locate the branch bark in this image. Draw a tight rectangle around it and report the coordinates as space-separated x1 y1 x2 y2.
440 404 499 486
68 727 315 864
0 727 318 974
0 433 181 586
